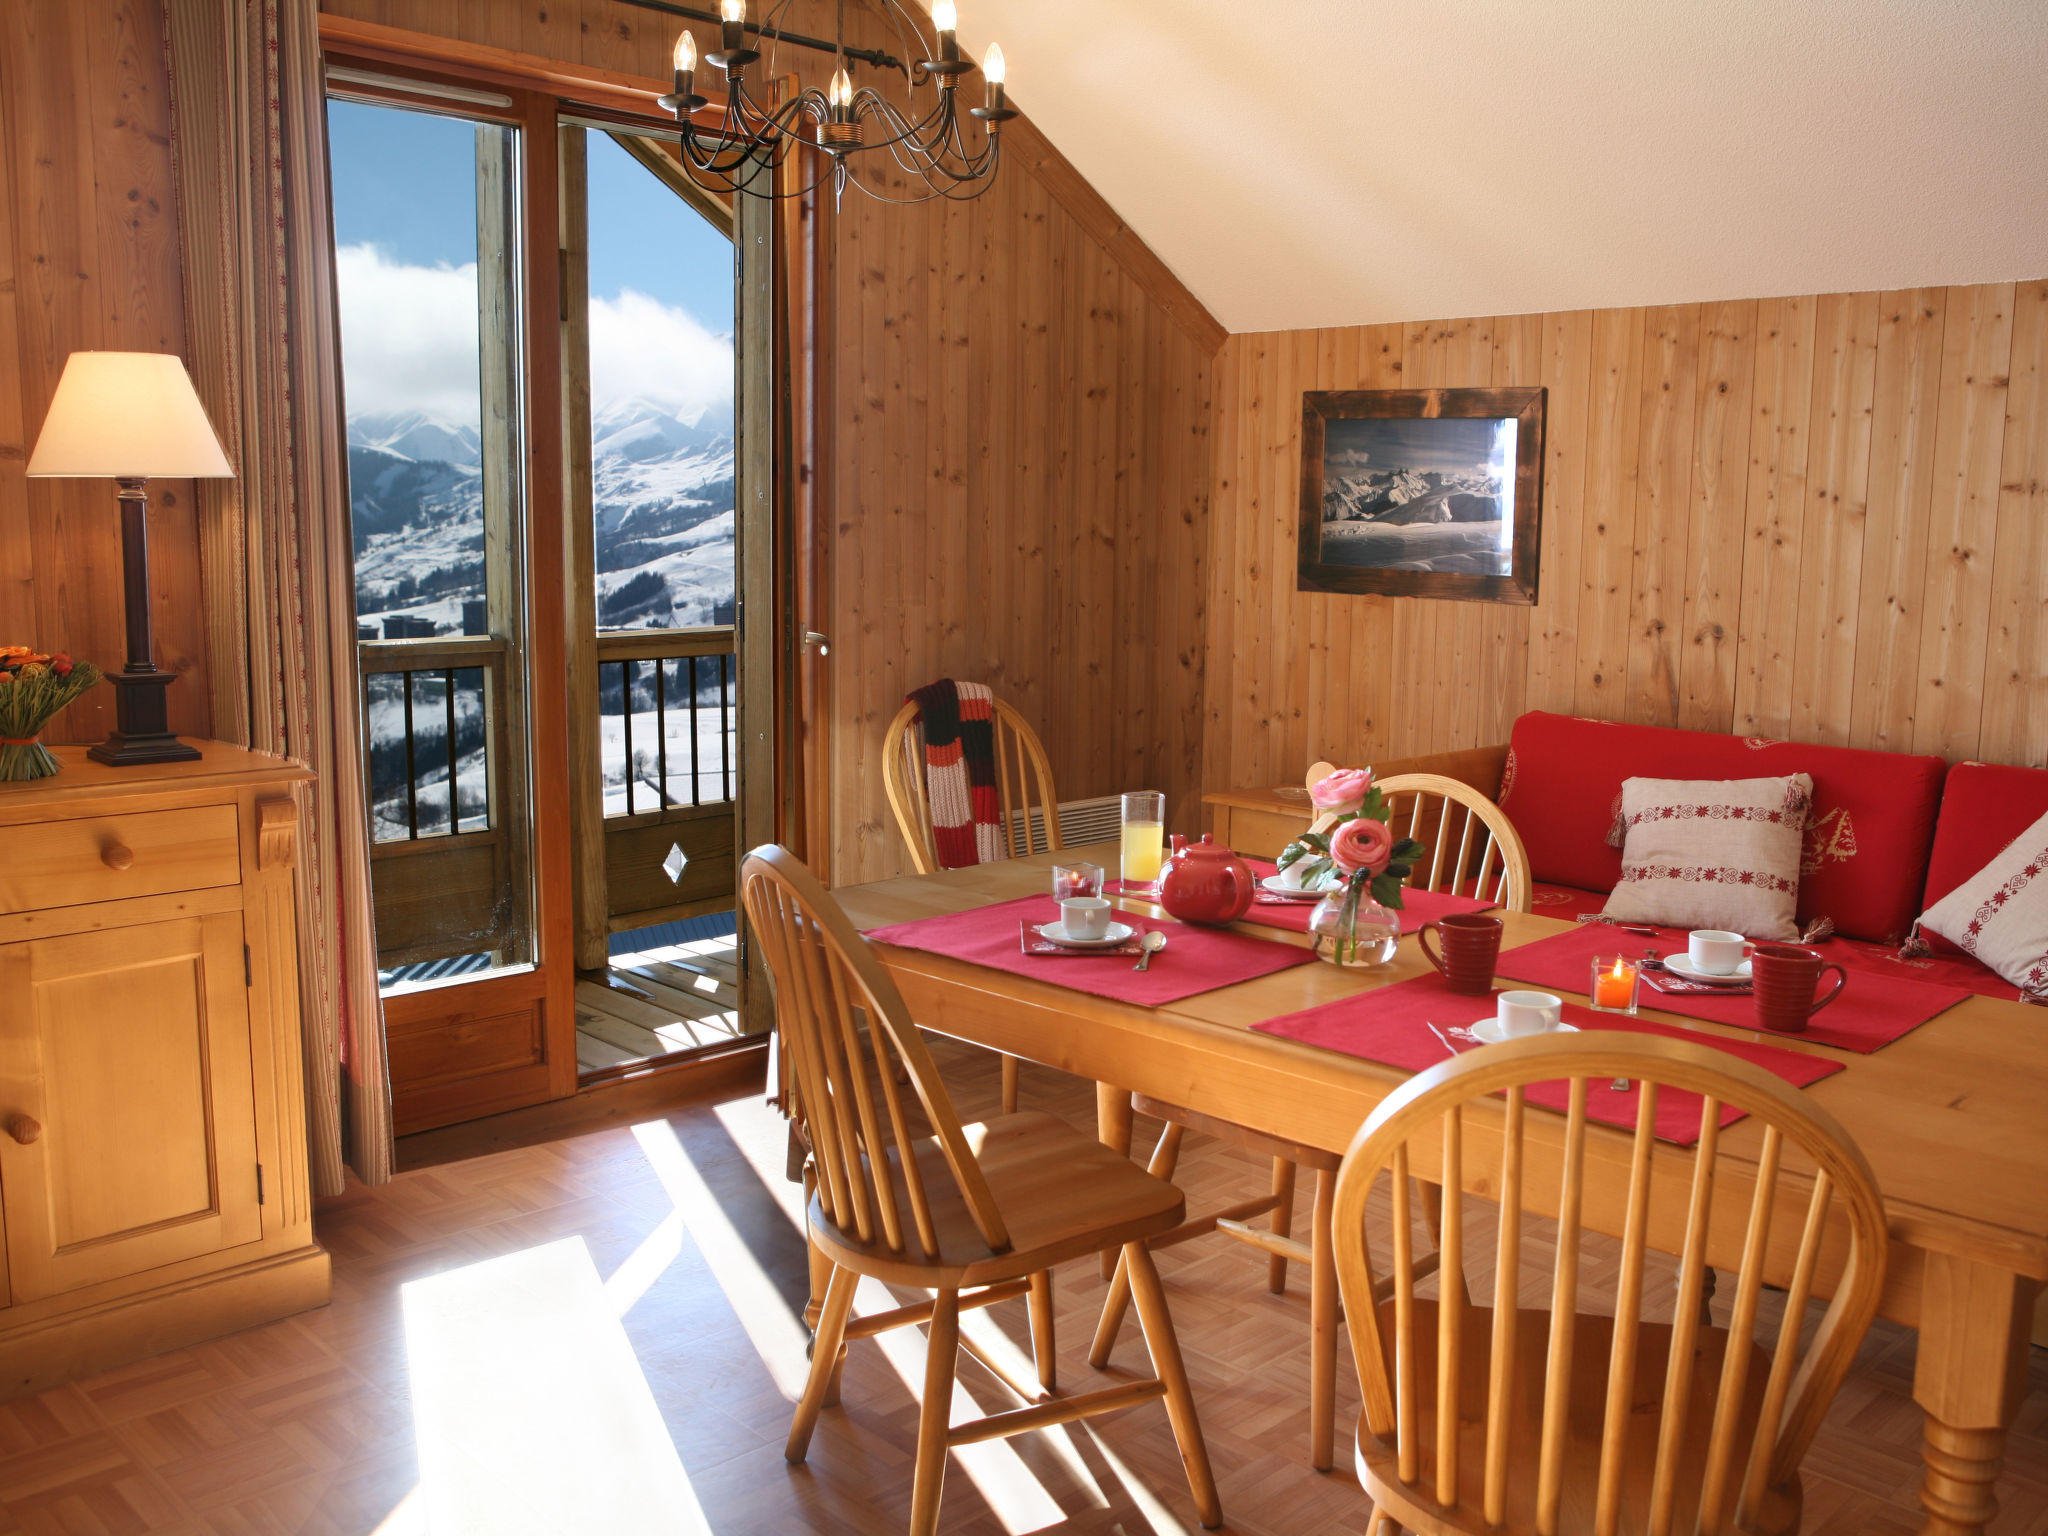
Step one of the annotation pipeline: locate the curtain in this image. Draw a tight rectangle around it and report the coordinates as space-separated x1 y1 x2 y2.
162 0 393 1190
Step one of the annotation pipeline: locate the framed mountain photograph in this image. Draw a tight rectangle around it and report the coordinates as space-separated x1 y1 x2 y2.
1296 387 1546 603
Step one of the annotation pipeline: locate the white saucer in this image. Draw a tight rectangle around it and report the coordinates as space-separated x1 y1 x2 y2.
1663 953 1753 984
1457 1018 1580 1046
1259 875 1330 901
1037 920 1137 949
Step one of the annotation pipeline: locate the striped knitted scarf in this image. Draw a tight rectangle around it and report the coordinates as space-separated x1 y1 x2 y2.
907 678 1003 868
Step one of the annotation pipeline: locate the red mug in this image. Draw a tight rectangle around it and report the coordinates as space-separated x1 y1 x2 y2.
1417 913 1505 997
1750 942 1848 1034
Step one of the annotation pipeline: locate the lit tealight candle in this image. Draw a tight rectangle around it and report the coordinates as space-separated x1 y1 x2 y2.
1592 954 1639 1013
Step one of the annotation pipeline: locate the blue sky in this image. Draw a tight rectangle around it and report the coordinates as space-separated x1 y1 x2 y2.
328 100 732 328
327 99 735 427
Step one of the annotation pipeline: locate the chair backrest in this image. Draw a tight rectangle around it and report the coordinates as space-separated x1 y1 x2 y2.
1306 762 1532 913
883 692 1064 875
1332 1031 1888 1535
740 844 1013 1262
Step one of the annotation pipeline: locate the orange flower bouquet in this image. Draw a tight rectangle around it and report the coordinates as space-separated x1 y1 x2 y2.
0 646 104 781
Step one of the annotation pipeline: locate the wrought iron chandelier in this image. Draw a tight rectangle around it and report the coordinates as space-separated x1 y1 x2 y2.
652 0 1016 203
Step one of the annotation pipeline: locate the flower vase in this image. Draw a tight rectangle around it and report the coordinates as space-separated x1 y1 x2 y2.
1309 880 1399 969
0 736 61 782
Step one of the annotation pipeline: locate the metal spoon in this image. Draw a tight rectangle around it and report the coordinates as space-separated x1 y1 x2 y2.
1132 930 1167 972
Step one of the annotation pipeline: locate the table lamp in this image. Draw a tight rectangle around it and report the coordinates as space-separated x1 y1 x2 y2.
26 352 235 765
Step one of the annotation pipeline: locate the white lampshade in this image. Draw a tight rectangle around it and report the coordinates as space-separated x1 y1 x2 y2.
26 351 234 479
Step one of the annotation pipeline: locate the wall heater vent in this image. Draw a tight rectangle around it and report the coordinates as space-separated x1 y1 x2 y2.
1008 793 1127 855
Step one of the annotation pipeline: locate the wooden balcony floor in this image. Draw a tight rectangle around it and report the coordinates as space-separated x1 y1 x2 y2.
0 1037 2042 1533
575 933 743 1074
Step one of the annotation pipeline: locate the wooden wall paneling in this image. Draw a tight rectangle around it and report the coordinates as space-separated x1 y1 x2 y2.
1624 303 1701 728
0 41 33 655
1198 334 1241 796
1010 171 1053 749
1071 243 1120 797
1276 326 1318 777
1676 299 1756 733
1113 278 1153 798
1241 331 1281 785
1789 289 1880 746
1524 310 1595 717
1848 288 1948 753
1572 305 1648 718
1299 329 1337 768
11 0 110 706
1980 280 2048 768
1912 282 2016 761
1731 294 1817 737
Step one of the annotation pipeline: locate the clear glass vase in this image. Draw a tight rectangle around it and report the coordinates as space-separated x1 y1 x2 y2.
1309 881 1399 968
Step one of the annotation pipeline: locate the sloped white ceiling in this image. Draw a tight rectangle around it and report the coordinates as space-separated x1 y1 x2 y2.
955 0 2048 334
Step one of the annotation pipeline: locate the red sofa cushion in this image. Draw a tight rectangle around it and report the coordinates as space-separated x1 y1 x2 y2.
1498 712 1946 944
1916 762 2048 955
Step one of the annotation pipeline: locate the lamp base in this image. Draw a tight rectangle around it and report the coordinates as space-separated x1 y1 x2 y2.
88 669 201 766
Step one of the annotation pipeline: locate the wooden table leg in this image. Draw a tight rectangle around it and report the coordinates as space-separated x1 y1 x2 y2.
1912 1252 2039 1536
1098 1082 1135 1279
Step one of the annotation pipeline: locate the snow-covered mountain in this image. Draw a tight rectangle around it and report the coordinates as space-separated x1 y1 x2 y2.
347 396 735 636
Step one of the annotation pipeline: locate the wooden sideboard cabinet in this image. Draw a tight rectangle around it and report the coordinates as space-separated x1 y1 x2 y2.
0 743 331 1398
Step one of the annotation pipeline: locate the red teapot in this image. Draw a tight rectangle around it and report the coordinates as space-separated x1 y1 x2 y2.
1157 834 1257 926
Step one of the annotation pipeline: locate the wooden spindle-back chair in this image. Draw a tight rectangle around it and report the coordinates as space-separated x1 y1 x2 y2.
1333 1030 1888 1536
1308 761 1533 913
883 693 1065 872
740 846 1224 1536
883 691 1064 1111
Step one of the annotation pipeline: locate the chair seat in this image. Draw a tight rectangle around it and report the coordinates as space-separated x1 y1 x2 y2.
1358 1299 1775 1536
809 1111 1186 1287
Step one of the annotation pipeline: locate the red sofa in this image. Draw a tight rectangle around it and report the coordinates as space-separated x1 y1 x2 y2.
1391 711 2047 1003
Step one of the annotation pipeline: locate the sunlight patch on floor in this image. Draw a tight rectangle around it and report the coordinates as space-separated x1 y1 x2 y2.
402 1237 712 1535
631 1118 813 1398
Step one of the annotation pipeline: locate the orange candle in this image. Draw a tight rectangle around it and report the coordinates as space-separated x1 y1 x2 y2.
1592 955 1638 1012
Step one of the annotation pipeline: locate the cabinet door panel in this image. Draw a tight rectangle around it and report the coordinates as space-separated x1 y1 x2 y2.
0 913 261 1301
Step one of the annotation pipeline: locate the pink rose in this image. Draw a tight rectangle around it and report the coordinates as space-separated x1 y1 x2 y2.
1329 815 1393 877
1310 767 1374 815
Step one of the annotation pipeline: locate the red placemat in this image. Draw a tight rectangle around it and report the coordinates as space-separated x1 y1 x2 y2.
1492 923 1969 1053
1253 971 1844 1146
863 896 1316 1006
1237 860 1497 936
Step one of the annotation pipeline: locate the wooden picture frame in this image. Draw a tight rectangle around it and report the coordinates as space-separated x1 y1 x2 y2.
1297 387 1546 604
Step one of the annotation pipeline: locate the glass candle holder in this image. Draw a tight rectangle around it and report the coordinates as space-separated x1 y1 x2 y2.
1589 954 1641 1015
1052 861 1104 901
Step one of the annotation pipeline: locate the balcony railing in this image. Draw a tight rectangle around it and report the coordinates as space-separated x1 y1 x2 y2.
358 637 507 844
596 627 737 819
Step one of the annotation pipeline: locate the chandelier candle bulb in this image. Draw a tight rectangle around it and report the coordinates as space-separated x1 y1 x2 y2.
934 0 960 63
980 42 1012 118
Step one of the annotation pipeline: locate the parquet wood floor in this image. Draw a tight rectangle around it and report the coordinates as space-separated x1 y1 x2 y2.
2 1038 2043 1534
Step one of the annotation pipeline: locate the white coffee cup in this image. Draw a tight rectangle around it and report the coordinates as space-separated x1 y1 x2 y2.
1496 989 1564 1037
1058 896 1112 941
1688 929 1752 976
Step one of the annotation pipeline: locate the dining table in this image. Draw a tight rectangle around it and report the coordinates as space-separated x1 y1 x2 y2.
833 841 2048 1536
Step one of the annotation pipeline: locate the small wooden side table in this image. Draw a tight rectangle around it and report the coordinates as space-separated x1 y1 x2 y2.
1201 786 1314 859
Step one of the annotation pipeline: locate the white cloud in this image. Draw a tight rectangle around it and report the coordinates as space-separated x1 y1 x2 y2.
334 244 483 428
335 247 732 432
589 288 733 427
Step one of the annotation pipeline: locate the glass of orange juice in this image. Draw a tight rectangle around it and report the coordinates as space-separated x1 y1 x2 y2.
1120 791 1166 895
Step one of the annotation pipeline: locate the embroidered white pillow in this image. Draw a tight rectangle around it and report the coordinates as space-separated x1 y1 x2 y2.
1600 774 1812 940
1913 807 2048 1000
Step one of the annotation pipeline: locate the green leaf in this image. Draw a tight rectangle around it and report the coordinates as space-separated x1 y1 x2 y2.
1370 873 1405 909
